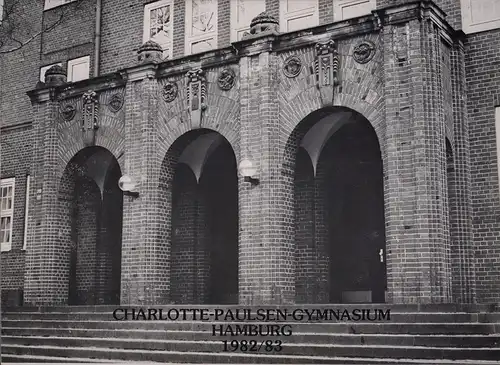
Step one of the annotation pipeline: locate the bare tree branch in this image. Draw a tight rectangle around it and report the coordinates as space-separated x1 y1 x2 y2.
0 0 87 54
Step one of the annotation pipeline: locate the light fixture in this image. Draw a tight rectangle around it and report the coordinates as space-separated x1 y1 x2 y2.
238 159 259 185
118 175 139 198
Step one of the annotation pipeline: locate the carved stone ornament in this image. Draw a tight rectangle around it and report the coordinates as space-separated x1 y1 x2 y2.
353 41 376 64
162 82 178 103
283 56 302 78
243 12 280 38
314 40 340 87
60 103 76 121
217 68 235 91
108 93 124 113
137 40 164 64
82 90 99 146
186 68 207 128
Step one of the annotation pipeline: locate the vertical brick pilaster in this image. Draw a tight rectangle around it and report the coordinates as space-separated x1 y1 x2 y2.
450 37 476 303
24 91 69 305
121 65 165 305
384 19 451 304
239 42 295 305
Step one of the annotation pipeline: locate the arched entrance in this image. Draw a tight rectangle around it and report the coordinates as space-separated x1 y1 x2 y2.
161 129 239 304
292 107 386 303
59 147 123 305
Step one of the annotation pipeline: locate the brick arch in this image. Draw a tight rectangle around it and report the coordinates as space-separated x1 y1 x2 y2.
280 105 383 174
57 146 123 305
279 89 384 156
157 86 240 165
158 128 239 304
57 127 125 183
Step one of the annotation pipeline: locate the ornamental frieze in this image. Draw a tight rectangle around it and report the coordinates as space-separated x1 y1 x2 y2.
186 68 207 128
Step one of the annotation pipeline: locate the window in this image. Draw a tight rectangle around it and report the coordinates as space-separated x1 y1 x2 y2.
280 0 319 33
185 0 218 55
1 178 15 252
40 62 62 82
230 0 266 42
143 0 174 59
44 0 77 10
23 175 30 251
67 56 90 82
461 0 500 34
333 0 376 22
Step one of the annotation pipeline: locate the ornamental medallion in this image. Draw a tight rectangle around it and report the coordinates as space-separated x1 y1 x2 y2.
162 82 178 102
283 56 302 78
217 68 236 91
353 41 376 64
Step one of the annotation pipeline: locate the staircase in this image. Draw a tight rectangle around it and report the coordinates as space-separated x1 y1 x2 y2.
2 304 500 363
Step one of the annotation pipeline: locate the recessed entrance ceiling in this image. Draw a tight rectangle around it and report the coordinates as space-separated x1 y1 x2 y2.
300 110 354 176
178 132 225 182
84 149 116 198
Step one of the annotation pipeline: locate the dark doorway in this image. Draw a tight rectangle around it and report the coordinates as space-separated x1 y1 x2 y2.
324 121 386 303
63 147 123 305
170 132 238 305
293 108 386 304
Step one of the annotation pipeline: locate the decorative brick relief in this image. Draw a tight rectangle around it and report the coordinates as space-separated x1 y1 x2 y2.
82 90 99 146
186 68 206 129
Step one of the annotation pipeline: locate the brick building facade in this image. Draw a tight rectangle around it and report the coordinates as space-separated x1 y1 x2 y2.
1 0 500 307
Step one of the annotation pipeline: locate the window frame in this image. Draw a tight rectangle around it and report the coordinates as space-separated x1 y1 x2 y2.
333 0 376 22
230 0 266 42
279 0 319 33
1 177 15 252
44 0 77 11
184 0 219 56
67 55 90 83
22 175 30 251
143 0 174 59
461 0 500 34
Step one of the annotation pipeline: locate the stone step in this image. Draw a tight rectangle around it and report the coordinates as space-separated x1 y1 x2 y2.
0 344 335 364
2 354 500 365
3 335 500 360
3 327 500 348
3 319 499 334
0 354 121 363
3 311 500 322
4 303 499 313
2 340 500 362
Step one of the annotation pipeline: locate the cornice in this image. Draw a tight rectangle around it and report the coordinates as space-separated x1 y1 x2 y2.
25 0 460 105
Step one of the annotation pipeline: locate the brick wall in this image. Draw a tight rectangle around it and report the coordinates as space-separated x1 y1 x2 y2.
466 28 500 303
5 0 500 306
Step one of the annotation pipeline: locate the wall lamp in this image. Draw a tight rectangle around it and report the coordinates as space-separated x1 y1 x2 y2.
238 159 260 185
118 175 140 198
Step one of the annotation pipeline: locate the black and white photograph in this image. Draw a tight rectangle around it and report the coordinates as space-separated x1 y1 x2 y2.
0 0 499 363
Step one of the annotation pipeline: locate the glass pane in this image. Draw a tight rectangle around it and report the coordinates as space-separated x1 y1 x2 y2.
287 0 315 12
191 38 215 53
338 0 373 20
192 0 216 36
471 0 500 23
287 14 316 31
